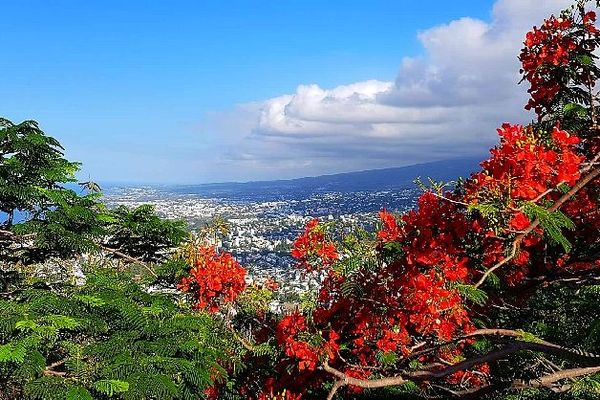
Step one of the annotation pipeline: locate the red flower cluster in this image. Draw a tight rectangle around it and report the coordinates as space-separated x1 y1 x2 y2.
291 218 338 272
394 193 476 340
465 124 585 283
276 311 340 372
258 381 303 400
520 12 600 116
377 209 401 242
467 124 584 203
508 211 530 231
284 192 479 391
404 271 473 341
562 185 600 241
255 116 593 395
584 11 599 33
178 246 247 313
520 16 576 115
276 312 319 371
217 5 600 397
264 277 279 291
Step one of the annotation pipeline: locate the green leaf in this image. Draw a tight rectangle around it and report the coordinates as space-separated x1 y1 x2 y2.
523 202 575 252
408 359 424 370
563 102 588 118
45 315 81 330
471 338 493 352
142 304 164 316
581 285 600 295
75 295 106 307
578 54 594 66
16 319 37 331
376 351 398 367
515 329 543 344
455 284 488 306
468 202 500 216
252 342 276 357
66 386 94 400
94 379 130 397
557 183 571 194
398 380 420 393
570 373 600 395
0 343 27 364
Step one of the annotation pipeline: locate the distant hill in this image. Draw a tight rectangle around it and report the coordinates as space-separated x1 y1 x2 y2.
170 158 482 199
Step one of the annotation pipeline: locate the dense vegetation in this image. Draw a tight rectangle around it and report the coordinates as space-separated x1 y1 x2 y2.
1 1 600 399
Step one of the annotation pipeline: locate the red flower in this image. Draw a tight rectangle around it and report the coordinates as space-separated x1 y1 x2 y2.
264 277 279 291
377 209 401 242
291 218 338 272
276 312 321 371
509 212 531 231
177 246 247 313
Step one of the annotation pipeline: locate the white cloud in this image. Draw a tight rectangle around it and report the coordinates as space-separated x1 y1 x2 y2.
201 0 572 181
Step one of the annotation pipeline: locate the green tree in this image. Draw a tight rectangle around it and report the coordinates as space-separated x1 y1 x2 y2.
0 118 79 227
0 118 108 262
103 205 187 262
12 189 107 261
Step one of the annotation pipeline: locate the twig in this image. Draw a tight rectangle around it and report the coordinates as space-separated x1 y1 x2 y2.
43 359 67 377
223 318 255 352
428 191 471 207
99 245 157 278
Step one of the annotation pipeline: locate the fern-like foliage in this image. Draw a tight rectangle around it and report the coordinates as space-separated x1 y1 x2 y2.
522 202 575 252
0 266 237 399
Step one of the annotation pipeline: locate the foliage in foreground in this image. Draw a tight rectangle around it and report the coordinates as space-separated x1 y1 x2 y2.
0 264 237 400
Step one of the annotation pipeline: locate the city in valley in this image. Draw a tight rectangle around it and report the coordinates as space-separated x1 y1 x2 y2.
103 184 421 301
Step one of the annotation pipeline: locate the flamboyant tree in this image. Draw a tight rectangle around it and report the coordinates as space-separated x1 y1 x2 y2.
179 1 600 399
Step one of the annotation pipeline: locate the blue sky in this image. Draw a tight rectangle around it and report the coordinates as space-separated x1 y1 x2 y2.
1 0 567 183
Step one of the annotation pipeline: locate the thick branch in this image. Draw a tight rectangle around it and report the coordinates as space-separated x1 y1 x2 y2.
326 379 346 400
453 366 600 398
0 229 36 240
322 334 600 398
514 366 600 390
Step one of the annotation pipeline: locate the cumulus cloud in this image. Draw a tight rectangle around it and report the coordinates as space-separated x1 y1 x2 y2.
202 0 572 181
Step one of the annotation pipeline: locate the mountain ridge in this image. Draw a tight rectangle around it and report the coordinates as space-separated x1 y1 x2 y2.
167 157 482 198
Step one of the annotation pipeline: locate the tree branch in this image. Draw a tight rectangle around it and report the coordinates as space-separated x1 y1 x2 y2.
326 379 346 400
515 366 600 390
0 229 160 280
451 366 600 398
322 333 600 398
43 359 67 377
0 229 36 240
475 166 600 288
225 321 255 352
99 245 157 278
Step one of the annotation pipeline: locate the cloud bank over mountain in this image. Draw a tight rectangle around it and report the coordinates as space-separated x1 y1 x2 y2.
201 0 571 181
